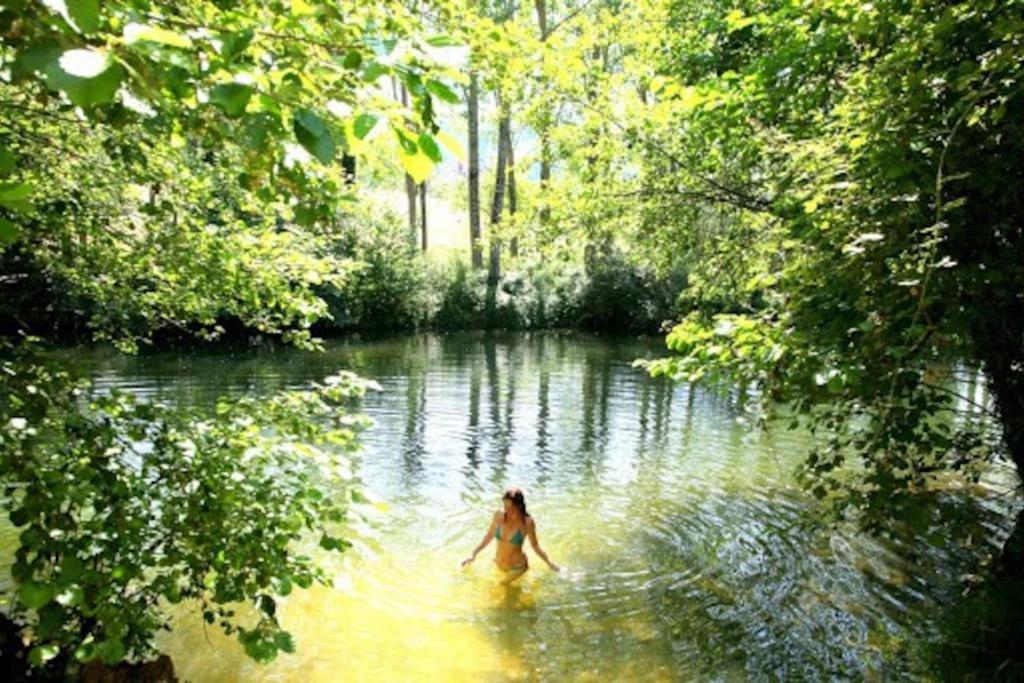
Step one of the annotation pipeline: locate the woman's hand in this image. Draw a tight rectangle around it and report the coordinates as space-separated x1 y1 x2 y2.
461 555 475 568
547 561 560 572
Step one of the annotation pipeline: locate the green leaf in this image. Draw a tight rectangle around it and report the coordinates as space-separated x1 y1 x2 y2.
426 35 460 47
366 37 397 56
19 581 56 609
45 50 123 107
59 555 85 580
393 127 417 155
257 594 276 617
272 575 293 596
436 131 465 162
220 29 255 60
353 113 378 140
0 182 31 202
274 630 295 653
97 638 126 665
0 218 20 246
293 109 335 164
37 604 67 638
67 0 100 34
28 644 61 667
294 204 318 226
210 83 253 118
400 148 433 184
74 642 97 663
56 584 84 607
124 23 193 49
13 43 62 79
425 79 459 104
417 133 442 163
361 62 389 83
342 51 362 70
0 146 15 175
9 506 30 525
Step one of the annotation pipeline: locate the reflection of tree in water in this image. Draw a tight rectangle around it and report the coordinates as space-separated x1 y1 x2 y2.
399 367 426 487
578 347 612 486
463 353 483 478
483 334 517 488
534 334 553 486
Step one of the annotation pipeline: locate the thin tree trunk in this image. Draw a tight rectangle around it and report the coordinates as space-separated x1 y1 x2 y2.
400 85 417 241
535 0 551 224
504 120 518 258
468 72 482 268
488 112 510 287
419 182 427 251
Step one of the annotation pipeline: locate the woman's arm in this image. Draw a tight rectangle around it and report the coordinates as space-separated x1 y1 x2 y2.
527 518 560 571
461 512 500 567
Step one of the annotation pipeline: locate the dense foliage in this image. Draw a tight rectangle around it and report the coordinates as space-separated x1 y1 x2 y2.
634 0 1024 531
1 346 372 668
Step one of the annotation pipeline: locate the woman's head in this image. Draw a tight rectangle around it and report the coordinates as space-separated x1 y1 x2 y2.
503 487 528 519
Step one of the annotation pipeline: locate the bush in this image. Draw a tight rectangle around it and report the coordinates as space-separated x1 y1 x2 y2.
310 204 685 335
317 206 434 331
578 244 685 333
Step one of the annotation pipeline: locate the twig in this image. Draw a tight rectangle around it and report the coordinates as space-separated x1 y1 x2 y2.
144 13 358 53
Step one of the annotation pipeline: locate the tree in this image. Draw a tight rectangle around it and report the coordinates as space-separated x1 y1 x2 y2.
635 0 1024 559
0 0 461 672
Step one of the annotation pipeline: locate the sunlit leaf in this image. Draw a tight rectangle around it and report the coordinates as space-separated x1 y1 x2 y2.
425 79 459 104
124 23 193 49
353 113 378 140
399 148 433 184
45 50 123 106
28 644 61 667
435 131 465 162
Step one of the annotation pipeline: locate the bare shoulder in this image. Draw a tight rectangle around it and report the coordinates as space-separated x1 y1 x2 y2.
526 516 537 531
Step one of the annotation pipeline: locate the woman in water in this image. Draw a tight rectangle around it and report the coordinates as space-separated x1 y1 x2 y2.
461 488 560 584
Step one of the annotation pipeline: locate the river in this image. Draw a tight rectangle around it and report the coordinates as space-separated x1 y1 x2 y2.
44 332 1020 680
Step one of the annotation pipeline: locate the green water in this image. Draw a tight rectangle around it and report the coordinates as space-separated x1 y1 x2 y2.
35 332 1021 680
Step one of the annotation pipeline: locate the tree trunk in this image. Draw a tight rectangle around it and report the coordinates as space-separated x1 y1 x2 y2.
504 119 518 258
468 72 483 268
979 330 1024 577
488 112 510 287
400 85 418 242
419 182 427 252
535 0 551 225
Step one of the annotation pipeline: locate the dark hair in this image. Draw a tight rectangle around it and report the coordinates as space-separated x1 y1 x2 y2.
503 487 529 520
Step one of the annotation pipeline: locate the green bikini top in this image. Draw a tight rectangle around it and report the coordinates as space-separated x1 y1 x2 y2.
495 522 525 546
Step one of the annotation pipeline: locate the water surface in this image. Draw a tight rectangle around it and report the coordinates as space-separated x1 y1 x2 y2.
55 332 1020 680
